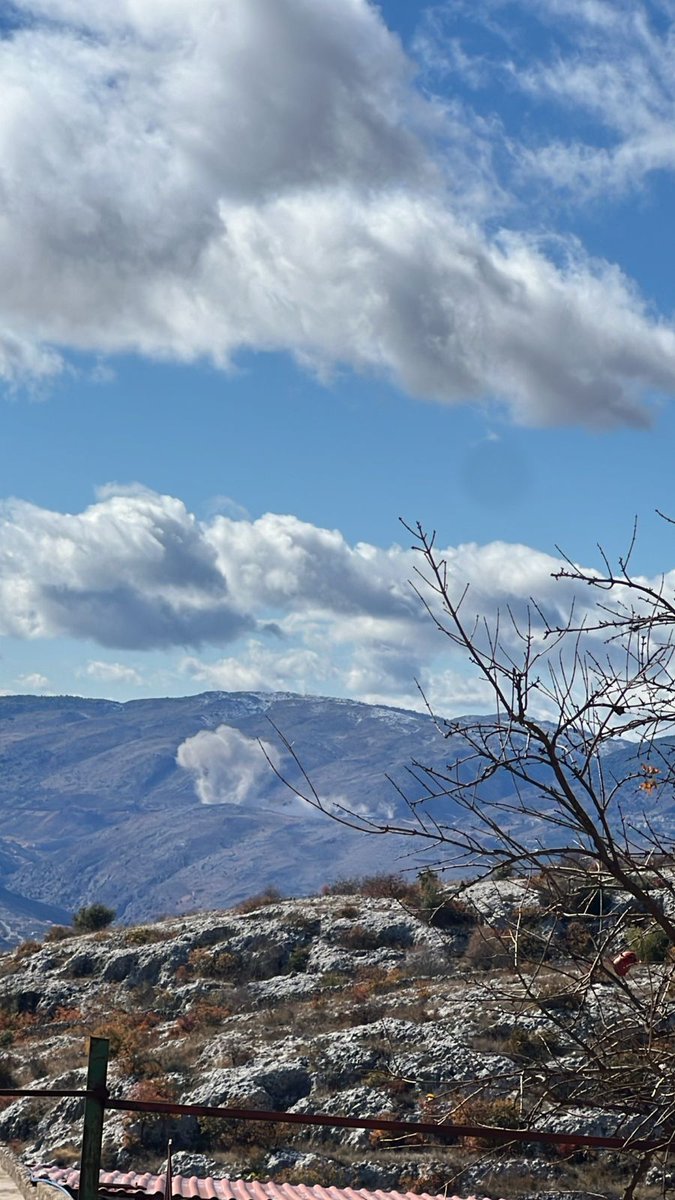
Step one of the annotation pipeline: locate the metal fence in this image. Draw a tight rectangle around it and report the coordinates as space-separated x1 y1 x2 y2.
1 1038 670 1200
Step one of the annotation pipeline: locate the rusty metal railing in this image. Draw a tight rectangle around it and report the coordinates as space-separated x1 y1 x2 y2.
2 1038 671 1200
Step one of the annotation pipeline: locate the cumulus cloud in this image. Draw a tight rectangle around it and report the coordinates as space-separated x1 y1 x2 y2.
0 489 254 649
1 483 670 713
81 660 143 686
176 724 276 805
181 643 330 695
0 486 598 662
0 0 673 424
13 672 50 691
15 673 50 692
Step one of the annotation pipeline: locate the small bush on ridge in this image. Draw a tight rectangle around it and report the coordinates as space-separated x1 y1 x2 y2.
73 904 116 933
234 886 284 914
45 925 75 942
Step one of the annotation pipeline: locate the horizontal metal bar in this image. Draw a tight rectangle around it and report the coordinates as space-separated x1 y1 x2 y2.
1 1087 668 1155
105 1097 668 1154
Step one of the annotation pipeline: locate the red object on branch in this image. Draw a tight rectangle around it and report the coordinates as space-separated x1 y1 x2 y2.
610 950 638 977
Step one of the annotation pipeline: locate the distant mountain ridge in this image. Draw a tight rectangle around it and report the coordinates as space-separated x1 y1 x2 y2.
0 690 451 943
0 690 668 947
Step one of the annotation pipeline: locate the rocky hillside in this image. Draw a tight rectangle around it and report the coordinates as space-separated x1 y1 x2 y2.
0 690 670 948
0 690 462 941
0 881 669 1200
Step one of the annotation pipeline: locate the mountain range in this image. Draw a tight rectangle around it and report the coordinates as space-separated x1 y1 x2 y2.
0 690 668 947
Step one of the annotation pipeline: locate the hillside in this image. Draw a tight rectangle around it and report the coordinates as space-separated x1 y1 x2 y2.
0 690 445 941
0 690 669 947
0 882 670 1200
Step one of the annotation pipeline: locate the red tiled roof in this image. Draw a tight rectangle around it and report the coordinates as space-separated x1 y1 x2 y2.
31 1167 491 1200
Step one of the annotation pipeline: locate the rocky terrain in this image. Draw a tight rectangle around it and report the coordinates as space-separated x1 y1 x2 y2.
0 879 670 1200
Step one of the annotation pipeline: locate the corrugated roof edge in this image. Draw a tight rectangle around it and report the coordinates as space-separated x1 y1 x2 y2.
30 1167 502 1200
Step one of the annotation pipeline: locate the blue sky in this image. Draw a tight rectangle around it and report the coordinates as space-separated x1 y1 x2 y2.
2 0 675 713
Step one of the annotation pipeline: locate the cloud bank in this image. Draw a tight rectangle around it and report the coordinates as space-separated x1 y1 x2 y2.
0 485 577 648
1 0 674 424
0 484 655 713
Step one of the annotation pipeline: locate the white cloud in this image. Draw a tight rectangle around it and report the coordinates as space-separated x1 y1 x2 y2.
0 486 596 660
176 724 276 805
0 332 63 390
207 510 416 620
517 5 675 197
0 489 254 649
0 483 671 715
202 496 251 522
0 0 672 424
430 0 675 201
15 672 50 691
181 643 330 695
81 660 143 686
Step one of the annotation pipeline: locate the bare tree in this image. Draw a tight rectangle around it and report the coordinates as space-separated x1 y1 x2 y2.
265 518 675 1198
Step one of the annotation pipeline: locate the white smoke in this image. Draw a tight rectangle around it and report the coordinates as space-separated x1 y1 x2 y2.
176 724 275 805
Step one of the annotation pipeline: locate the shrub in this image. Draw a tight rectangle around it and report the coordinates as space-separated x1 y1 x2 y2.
188 947 242 980
627 922 671 963
454 1095 525 1149
0 1056 17 1089
370 1109 424 1149
412 869 475 929
13 940 42 961
47 1147 80 1166
503 1026 561 1062
92 1011 161 1075
464 926 513 970
45 925 74 942
124 926 170 946
565 920 593 955
414 867 445 911
321 878 361 896
536 982 584 1013
398 1170 450 1196
171 999 232 1036
320 970 350 988
567 886 606 917
234 886 284 913
349 977 377 1003
362 1067 413 1096
50 1005 84 1027
336 921 411 951
198 1102 289 1151
426 897 475 930
322 873 417 901
354 873 417 900
73 904 116 933
336 924 382 950
287 945 311 972
0 1008 38 1041
122 1077 188 1154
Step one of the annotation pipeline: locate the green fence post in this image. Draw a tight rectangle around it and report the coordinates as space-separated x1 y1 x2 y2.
79 1036 109 1200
